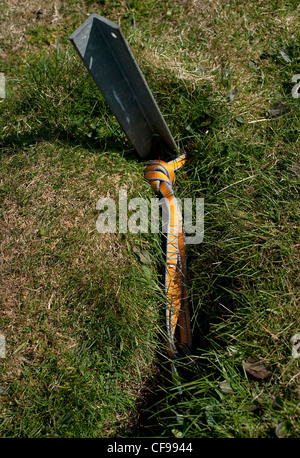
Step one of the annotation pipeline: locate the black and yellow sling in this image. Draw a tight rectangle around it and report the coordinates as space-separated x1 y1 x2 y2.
145 154 192 364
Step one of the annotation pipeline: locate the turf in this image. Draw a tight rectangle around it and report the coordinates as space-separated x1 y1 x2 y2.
0 0 299 438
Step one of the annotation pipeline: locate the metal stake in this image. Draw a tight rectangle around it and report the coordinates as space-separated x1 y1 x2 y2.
69 13 178 159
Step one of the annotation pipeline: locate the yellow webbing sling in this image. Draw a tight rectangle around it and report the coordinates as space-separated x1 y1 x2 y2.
145 154 192 365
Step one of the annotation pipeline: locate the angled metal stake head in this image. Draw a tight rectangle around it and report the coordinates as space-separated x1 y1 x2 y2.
69 13 178 160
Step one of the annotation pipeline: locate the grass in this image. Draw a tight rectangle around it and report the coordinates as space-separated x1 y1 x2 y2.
1 0 299 438
0 140 161 437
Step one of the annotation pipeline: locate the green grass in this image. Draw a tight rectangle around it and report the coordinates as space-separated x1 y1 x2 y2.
1 0 299 438
0 140 161 437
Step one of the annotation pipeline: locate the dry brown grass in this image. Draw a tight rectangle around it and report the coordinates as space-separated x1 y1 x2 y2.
135 0 299 118
0 1 65 59
0 0 130 64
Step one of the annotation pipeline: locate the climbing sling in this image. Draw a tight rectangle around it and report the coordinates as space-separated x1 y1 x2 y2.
145 154 192 362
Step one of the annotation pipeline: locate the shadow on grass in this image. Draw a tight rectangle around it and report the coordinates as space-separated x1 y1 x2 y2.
0 126 133 159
